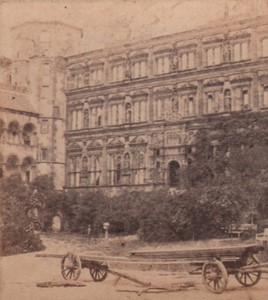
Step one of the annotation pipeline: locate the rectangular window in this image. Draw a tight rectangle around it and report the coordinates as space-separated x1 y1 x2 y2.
42 75 50 86
188 96 194 115
181 52 195 70
43 63 50 75
206 47 221 66
132 60 147 78
90 68 104 85
207 94 215 114
262 38 268 57
111 65 124 82
71 110 78 130
155 56 170 74
154 98 165 119
53 106 60 117
41 120 48 133
234 42 249 61
41 148 48 161
110 104 122 125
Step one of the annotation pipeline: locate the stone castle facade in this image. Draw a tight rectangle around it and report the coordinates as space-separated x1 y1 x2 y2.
1 14 268 193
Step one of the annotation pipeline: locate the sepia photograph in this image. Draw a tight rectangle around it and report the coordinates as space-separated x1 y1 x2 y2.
0 0 268 299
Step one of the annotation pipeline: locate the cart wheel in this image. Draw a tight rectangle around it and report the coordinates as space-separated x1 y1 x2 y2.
89 263 108 282
202 260 228 294
235 254 262 287
61 252 82 280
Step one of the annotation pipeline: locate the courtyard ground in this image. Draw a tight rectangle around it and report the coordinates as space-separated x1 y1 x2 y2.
0 233 268 300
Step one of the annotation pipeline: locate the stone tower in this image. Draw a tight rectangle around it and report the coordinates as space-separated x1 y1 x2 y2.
11 21 83 188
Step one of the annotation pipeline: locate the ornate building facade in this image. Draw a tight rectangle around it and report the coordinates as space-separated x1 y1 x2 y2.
64 15 268 194
1 14 268 193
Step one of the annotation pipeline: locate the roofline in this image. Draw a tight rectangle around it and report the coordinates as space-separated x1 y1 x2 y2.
0 107 39 117
67 13 268 61
11 21 83 37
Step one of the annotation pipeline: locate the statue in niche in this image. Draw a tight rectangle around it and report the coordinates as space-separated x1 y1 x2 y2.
171 88 179 112
224 89 232 111
223 42 231 63
125 54 131 79
124 153 130 171
82 156 88 172
171 46 178 70
171 95 179 112
125 103 132 123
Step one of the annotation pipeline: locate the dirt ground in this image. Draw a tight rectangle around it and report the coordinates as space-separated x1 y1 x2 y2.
0 233 268 300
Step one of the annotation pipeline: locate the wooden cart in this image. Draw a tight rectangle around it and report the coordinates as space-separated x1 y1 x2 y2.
53 244 266 294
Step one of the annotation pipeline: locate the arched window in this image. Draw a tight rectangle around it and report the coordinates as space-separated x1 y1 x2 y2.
22 157 34 182
168 160 180 187
22 123 35 145
8 121 19 142
6 155 19 171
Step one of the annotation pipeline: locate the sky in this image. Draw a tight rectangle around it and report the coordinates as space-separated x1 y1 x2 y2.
0 0 260 57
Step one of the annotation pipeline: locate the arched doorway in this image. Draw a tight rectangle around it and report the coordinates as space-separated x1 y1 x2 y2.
52 215 62 232
22 157 35 182
168 160 180 187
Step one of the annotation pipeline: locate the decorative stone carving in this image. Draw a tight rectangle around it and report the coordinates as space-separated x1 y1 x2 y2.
129 135 147 145
165 111 182 122
130 90 149 98
229 73 252 83
258 70 268 78
153 86 173 95
223 42 231 63
202 34 225 44
69 62 86 71
87 139 102 149
108 93 126 101
108 137 125 147
165 131 182 146
176 39 197 48
130 49 149 58
87 59 105 67
125 53 131 79
67 141 82 151
150 133 164 146
177 81 198 90
203 77 225 86
170 45 178 70
229 29 252 39
153 44 172 54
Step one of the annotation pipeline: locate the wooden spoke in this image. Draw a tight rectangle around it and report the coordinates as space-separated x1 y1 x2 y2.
235 254 261 287
89 263 108 282
61 252 82 281
202 260 228 294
